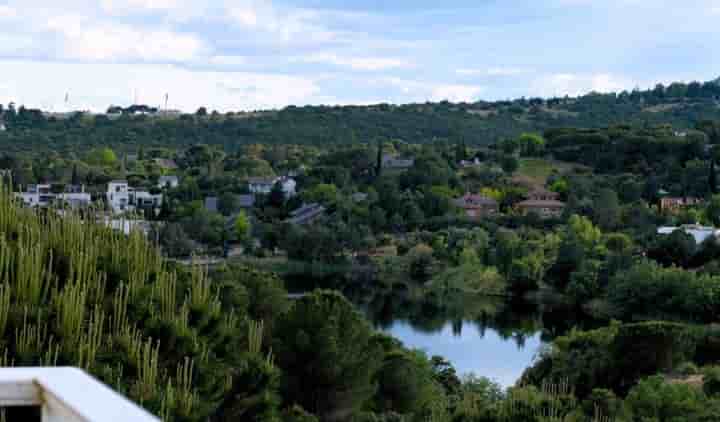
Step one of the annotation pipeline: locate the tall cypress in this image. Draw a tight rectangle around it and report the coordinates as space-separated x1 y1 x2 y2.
710 158 718 194
376 140 383 177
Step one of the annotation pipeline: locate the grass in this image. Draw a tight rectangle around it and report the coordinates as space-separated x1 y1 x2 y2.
516 158 586 185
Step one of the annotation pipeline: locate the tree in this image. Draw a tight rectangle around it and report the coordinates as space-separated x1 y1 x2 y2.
376 140 384 177
269 182 286 207
593 188 620 230
159 222 194 257
501 155 519 173
273 291 382 420
219 192 238 216
707 194 720 226
71 164 80 185
86 147 118 166
235 210 251 243
196 106 208 116
710 159 718 194
517 133 546 156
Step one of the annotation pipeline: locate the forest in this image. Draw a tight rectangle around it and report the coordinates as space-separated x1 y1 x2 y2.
1 77 720 155
3 77 720 421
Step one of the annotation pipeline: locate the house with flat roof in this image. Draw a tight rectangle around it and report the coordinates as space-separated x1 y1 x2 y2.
106 181 162 214
381 154 415 170
16 184 91 209
157 175 179 189
287 203 326 225
658 225 720 245
454 194 499 218
247 176 297 197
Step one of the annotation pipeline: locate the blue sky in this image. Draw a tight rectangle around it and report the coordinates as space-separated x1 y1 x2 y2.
1 0 719 111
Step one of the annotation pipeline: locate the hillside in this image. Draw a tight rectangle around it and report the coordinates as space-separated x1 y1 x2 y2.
1 78 720 155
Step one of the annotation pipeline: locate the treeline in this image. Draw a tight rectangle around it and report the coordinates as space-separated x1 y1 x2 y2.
1 77 720 154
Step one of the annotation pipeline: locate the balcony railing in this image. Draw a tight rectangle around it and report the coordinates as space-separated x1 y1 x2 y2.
0 367 159 422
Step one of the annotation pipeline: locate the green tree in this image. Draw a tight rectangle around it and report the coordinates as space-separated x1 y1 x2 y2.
235 210 251 243
86 147 118 166
273 291 382 420
501 155 519 173
219 192 238 216
593 188 620 230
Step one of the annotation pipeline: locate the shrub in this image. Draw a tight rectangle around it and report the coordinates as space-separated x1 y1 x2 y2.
704 366 720 397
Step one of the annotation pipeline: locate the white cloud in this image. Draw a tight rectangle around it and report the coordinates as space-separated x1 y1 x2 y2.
529 73 633 97
379 77 484 102
45 15 205 61
209 55 248 66
295 53 411 71
430 84 484 102
227 1 339 44
0 5 17 19
456 67 531 77
0 60 320 112
101 0 182 13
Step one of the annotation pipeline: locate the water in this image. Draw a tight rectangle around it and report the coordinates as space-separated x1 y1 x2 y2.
376 319 542 388
353 291 592 388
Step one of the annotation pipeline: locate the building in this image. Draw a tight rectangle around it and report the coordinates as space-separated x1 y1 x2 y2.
247 176 297 197
0 122 6 131
459 157 482 168
15 184 91 208
382 154 415 170
660 197 704 213
287 203 326 225
516 188 565 218
16 184 55 207
58 185 92 208
106 181 162 214
658 225 720 245
157 175 179 189
454 194 499 218
153 158 178 170
238 194 256 209
204 196 219 213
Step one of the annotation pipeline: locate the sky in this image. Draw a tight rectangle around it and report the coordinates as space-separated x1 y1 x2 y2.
1 0 720 112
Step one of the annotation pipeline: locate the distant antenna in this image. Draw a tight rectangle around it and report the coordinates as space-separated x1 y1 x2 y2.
164 93 169 111
65 92 70 111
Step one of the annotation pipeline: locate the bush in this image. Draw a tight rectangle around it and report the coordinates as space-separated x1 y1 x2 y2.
704 367 720 397
678 362 700 376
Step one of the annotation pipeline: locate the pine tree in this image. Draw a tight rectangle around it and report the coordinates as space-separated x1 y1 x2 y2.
71 164 80 186
376 140 384 177
711 158 718 194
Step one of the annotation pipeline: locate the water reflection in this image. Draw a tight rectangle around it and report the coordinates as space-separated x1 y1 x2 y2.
347 287 598 387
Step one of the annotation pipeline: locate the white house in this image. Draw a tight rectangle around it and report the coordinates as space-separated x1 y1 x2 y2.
106 181 132 212
157 175 179 189
57 185 92 208
16 184 55 207
247 176 296 197
657 224 720 244
106 181 162 214
16 184 91 208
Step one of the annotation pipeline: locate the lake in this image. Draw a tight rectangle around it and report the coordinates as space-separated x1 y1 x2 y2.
374 318 542 387
354 291 593 388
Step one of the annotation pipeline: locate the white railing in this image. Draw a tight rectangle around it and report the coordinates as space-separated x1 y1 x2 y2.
0 367 159 422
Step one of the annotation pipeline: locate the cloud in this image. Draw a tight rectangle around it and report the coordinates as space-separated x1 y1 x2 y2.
227 1 339 45
0 60 320 112
456 67 532 77
294 53 411 71
0 5 16 19
209 55 248 66
44 15 205 62
379 77 484 102
529 73 633 97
